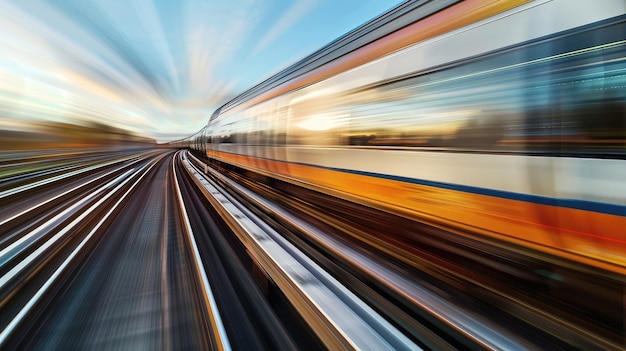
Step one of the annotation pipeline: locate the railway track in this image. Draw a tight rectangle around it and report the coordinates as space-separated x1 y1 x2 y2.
1 148 621 350
2 149 420 350
186 150 625 351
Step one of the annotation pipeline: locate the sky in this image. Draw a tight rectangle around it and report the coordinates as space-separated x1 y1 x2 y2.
0 0 403 143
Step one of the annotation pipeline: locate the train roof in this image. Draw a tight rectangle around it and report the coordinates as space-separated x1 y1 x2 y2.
211 0 459 120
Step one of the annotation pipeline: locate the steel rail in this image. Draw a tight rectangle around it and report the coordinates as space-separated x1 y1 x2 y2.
181 151 420 351
0 152 164 347
0 151 155 200
172 151 232 351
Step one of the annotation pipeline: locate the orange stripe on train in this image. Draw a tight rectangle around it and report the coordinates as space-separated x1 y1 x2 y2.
208 150 626 274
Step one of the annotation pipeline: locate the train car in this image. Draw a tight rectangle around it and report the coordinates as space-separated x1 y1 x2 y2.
191 0 626 274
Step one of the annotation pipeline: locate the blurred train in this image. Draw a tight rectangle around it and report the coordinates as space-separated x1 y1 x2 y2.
178 0 625 274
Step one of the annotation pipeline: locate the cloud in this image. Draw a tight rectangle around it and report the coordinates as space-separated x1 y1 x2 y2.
0 0 332 143
249 0 320 57
130 0 181 95
183 1 262 98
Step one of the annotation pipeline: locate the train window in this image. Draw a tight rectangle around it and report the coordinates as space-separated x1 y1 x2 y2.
232 101 287 147
204 20 624 157
206 127 212 144
251 104 288 146
336 30 625 156
287 94 349 146
214 120 232 144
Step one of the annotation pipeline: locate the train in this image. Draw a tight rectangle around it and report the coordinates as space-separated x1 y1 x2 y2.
177 0 625 274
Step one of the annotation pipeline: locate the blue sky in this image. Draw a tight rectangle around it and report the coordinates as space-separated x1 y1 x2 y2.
0 0 402 142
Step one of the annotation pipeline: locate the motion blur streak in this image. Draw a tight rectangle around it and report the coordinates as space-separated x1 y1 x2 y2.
0 0 397 142
179 0 625 349
0 0 167 137
0 155 157 347
0 150 219 349
182 0 626 273
2 0 625 350
172 151 232 351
